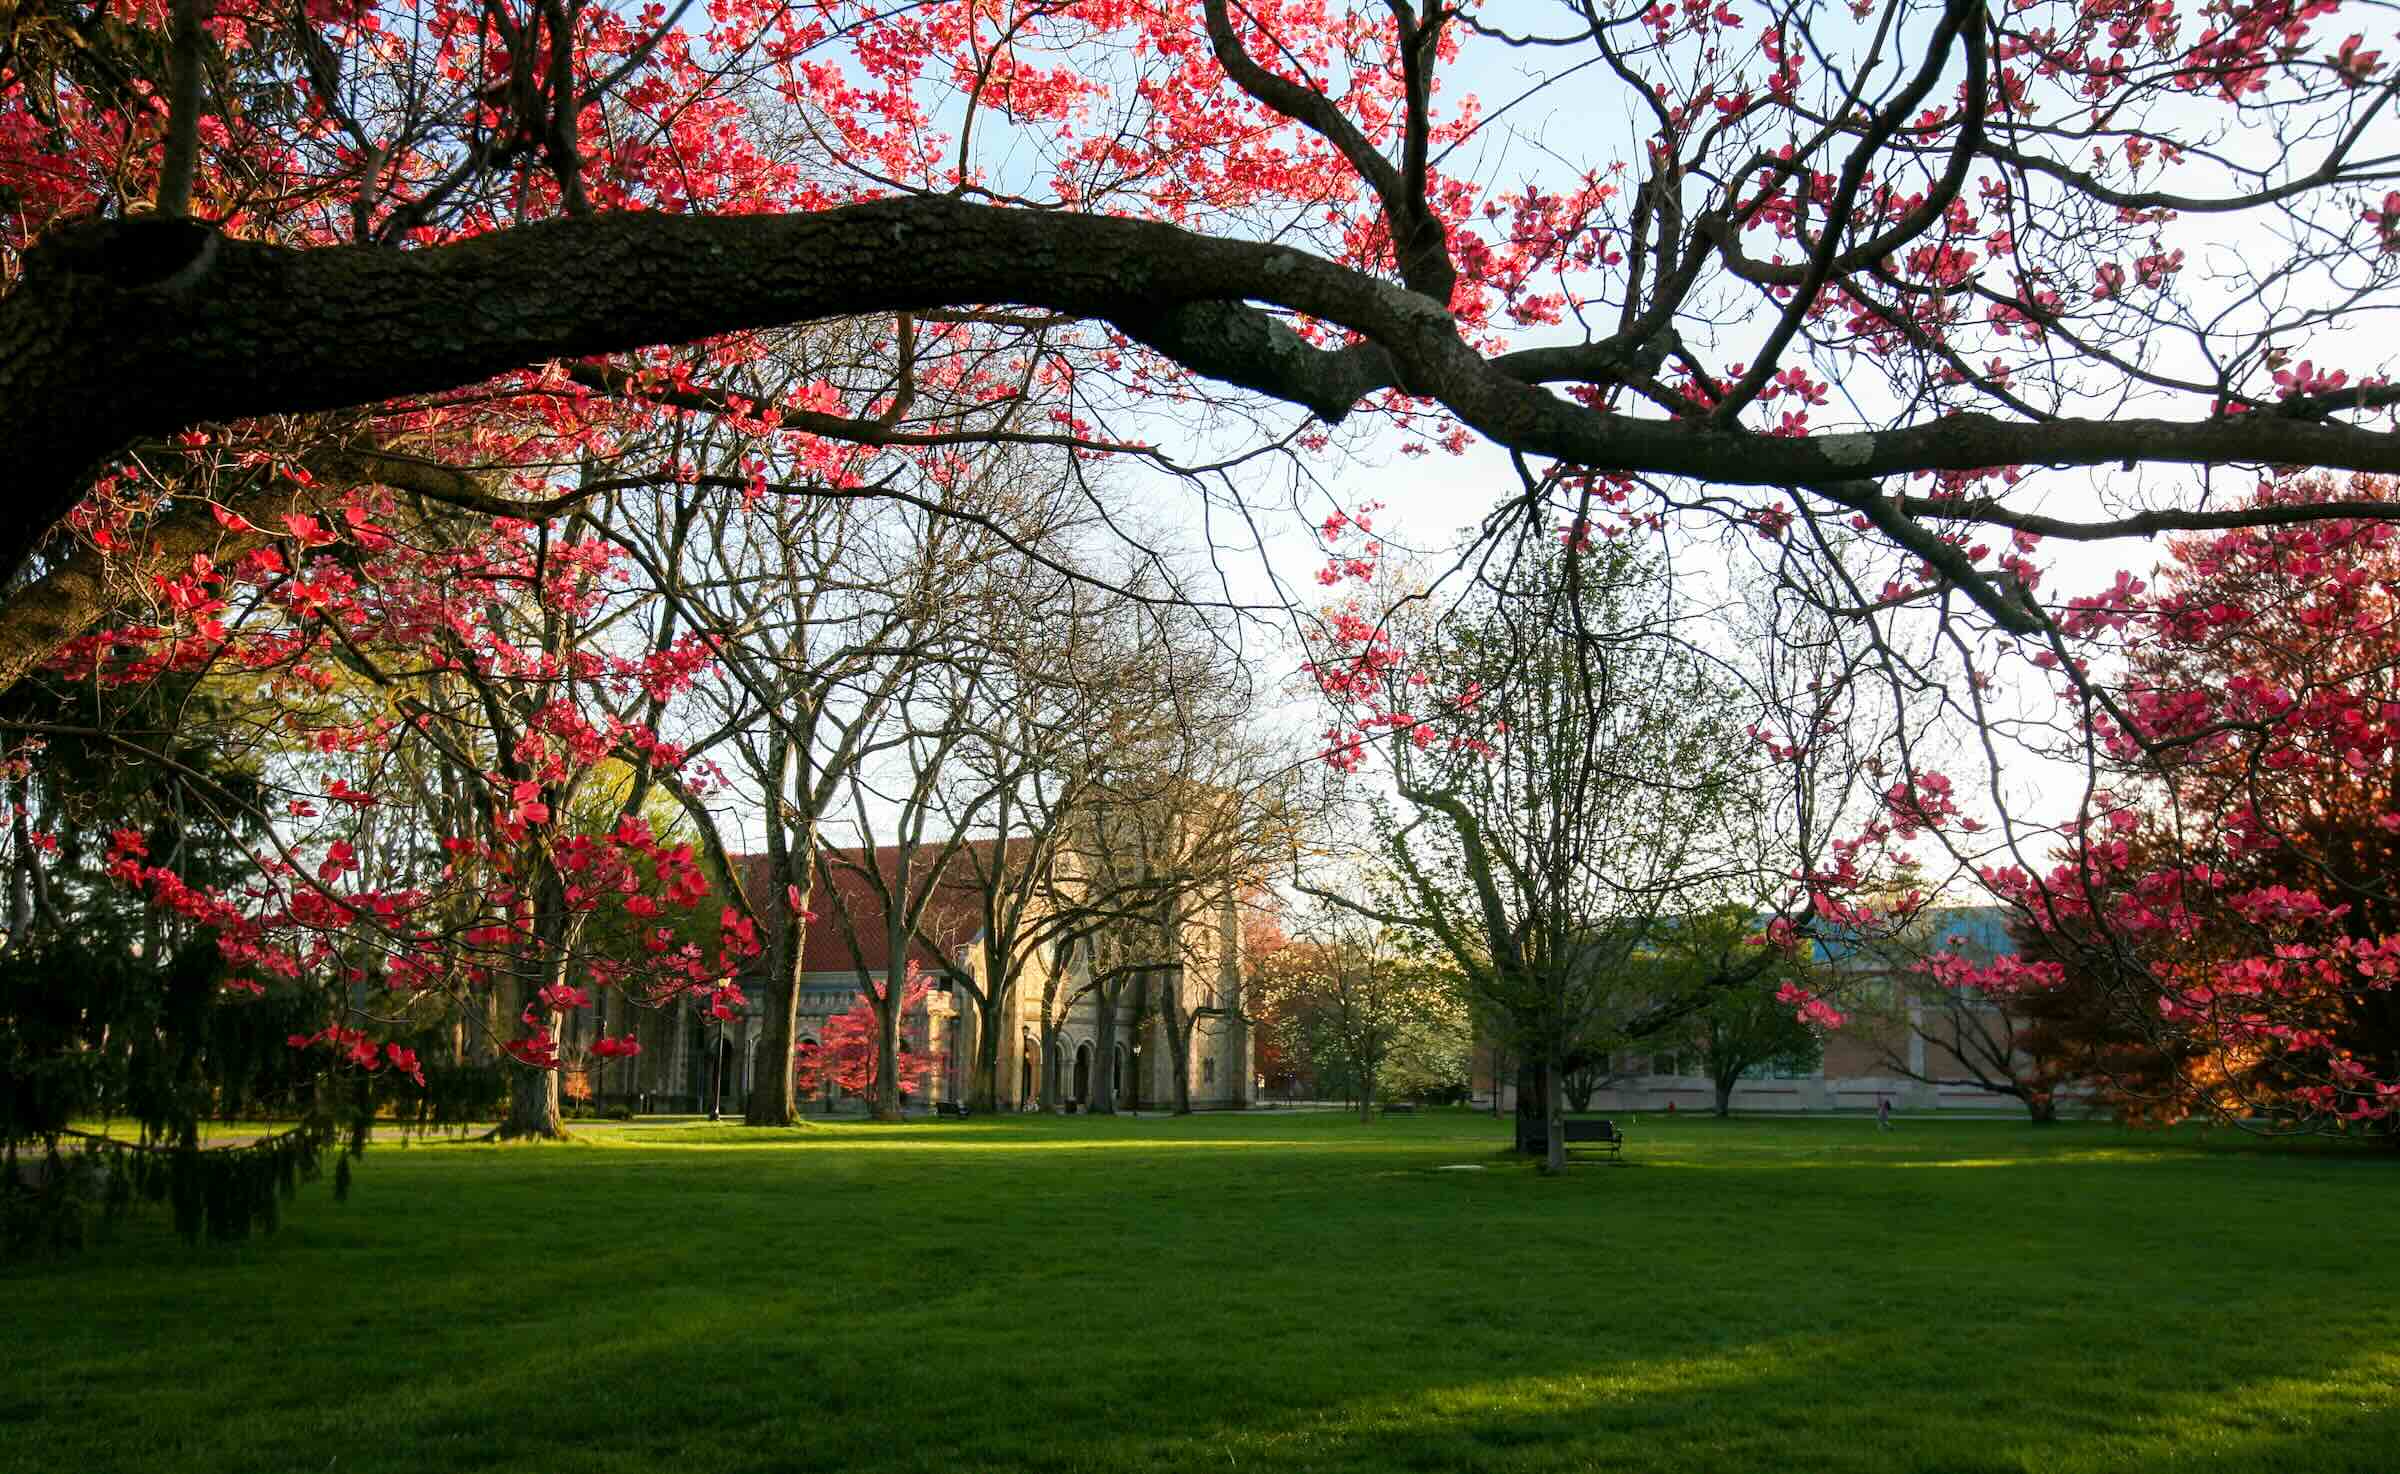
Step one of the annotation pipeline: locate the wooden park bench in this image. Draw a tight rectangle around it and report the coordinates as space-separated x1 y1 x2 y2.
1521 1118 1625 1160
1382 1102 1418 1115
935 1101 969 1119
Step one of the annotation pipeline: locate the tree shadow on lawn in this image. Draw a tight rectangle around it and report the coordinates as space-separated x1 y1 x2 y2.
205 1134 2400 1474
198 1297 2391 1474
1112 1320 2400 1474
11 1119 2394 1474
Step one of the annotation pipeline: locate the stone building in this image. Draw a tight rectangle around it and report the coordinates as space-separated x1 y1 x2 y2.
580 843 1255 1114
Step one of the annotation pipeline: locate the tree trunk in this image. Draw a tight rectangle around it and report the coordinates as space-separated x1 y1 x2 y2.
1088 987 1118 1116
1158 970 1194 1115
496 877 576 1140
744 812 815 1127
500 1053 564 1139
1038 1014 1063 1112
743 879 808 1127
1126 970 1150 1113
1714 1077 1735 1118
868 902 911 1121
968 986 1003 1114
1544 1038 1566 1175
1513 1056 1545 1155
872 994 903 1121
1153 904 1196 1115
742 933 802 1126
1357 1074 1374 1123
499 993 564 1142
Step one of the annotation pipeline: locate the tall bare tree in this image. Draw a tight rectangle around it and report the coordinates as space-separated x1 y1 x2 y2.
602 395 1045 1124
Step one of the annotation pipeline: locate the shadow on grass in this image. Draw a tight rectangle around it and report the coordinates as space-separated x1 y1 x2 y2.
152 1291 2392 1474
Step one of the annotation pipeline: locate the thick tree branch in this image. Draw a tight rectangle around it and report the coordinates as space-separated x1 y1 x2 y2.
14 198 2400 612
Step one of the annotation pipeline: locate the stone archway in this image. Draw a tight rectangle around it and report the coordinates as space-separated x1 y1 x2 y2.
1113 1043 1127 1104
1073 1042 1092 1103
1020 1036 1037 1104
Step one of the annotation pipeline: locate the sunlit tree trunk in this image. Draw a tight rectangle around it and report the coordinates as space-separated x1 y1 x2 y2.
965 979 1003 1113
1158 967 1195 1115
1038 1012 1064 1111
871 985 904 1123
497 862 579 1140
744 739 815 1127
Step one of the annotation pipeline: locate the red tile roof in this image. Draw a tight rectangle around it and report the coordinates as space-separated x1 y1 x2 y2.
729 843 1001 975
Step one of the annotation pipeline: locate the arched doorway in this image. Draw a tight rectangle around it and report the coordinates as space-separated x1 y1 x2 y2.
1073 1042 1092 1103
1020 1038 1036 1104
1113 1044 1127 1103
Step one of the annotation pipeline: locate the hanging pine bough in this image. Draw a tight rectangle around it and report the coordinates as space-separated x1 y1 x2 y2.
0 935 388 1254
5 1102 366 1253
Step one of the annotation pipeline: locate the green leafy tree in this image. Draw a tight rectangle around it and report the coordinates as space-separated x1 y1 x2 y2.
1691 985 1825 1119
1380 1010 1474 1104
1251 915 1466 1119
1628 904 1826 1118
1315 531 1759 1169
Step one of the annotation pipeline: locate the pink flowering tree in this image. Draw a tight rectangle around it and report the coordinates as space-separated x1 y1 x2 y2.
794 965 943 1103
23 486 763 1143
1931 475 2400 1134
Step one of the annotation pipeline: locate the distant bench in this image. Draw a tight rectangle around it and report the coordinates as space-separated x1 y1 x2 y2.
935 1101 970 1119
1521 1118 1625 1159
1382 1102 1417 1115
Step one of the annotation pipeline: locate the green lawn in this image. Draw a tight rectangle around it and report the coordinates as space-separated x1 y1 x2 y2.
6 1112 2394 1473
